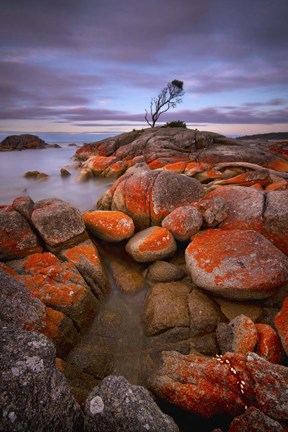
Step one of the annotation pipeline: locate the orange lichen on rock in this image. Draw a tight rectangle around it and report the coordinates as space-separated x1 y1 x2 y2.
63 242 100 266
105 160 128 177
41 307 67 339
83 210 135 242
185 229 288 300
255 323 285 364
274 297 288 356
265 181 287 191
147 159 167 169
86 155 118 175
162 161 187 173
214 170 271 187
184 162 212 176
21 252 59 274
265 157 288 173
139 227 173 252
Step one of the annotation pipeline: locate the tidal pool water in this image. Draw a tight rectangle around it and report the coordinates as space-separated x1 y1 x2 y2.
0 146 112 211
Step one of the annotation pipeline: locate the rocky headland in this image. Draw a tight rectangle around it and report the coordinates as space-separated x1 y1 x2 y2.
1 127 288 431
0 134 61 151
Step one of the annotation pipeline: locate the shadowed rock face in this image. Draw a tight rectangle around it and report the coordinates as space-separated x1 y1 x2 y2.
0 134 47 151
0 325 83 432
84 375 179 432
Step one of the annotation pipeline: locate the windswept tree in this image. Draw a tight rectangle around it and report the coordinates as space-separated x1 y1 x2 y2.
145 80 184 127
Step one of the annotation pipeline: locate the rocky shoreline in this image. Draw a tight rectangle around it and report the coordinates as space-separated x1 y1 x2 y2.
1 128 288 431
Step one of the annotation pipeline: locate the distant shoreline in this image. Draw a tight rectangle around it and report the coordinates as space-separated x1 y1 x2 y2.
237 131 288 140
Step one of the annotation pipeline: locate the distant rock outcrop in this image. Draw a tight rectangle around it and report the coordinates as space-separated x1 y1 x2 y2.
0 134 48 151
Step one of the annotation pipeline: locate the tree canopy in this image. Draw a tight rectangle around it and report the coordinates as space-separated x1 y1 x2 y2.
145 80 184 128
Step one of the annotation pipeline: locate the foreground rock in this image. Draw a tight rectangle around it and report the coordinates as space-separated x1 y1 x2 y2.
149 351 288 420
0 325 83 431
185 229 288 300
84 375 179 432
227 407 287 432
0 206 43 261
83 210 135 242
0 134 47 151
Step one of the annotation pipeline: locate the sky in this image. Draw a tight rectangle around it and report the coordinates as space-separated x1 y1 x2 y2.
0 0 288 142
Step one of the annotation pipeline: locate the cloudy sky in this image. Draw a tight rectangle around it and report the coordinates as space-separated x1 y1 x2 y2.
1 0 287 142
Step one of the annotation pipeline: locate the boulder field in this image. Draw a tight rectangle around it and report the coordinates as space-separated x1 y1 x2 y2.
1 128 288 431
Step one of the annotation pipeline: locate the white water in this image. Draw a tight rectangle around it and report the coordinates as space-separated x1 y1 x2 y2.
0 145 113 212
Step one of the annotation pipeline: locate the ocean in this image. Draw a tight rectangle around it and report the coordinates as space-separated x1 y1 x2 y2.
0 144 113 212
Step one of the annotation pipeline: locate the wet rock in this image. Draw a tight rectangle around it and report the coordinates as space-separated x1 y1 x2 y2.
109 258 145 293
0 325 83 431
263 190 288 255
60 168 71 177
216 315 258 355
98 169 203 230
83 210 135 242
31 198 86 248
0 206 42 261
161 206 203 241
144 282 190 336
60 239 109 301
0 134 47 151
185 229 288 300
149 351 288 420
228 407 287 432
8 252 99 331
255 323 285 364
144 260 186 282
84 375 179 432
24 170 49 179
126 226 177 263
0 264 45 331
41 307 79 358
188 289 225 336
275 297 288 356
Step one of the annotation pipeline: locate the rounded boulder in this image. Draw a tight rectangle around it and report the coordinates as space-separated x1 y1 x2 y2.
185 229 288 300
125 226 177 262
83 210 134 242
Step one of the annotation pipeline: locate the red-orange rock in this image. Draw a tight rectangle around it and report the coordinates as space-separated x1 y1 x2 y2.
263 191 288 255
83 210 135 242
184 161 212 176
162 161 187 173
204 186 264 232
162 206 203 241
149 351 288 420
40 307 79 358
255 323 285 364
61 239 109 300
8 252 99 331
84 155 118 176
125 226 177 262
0 206 42 260
105 160 128 177
213 170 271 187
275 297 288 356
217 315 258 355
185 229 288 300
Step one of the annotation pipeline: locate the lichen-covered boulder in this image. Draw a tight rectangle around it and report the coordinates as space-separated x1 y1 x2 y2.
275 297 288 356
0 325 83 431
0 206 42 261
83 210 135 242
263 190 288 255
161 206 203 241
216 315 258 355
255 323 285 364
60 239 109 301
0 264 45 331
126 227 177 262
185 229 288 300
31 198 86 248
149 351 288 420
204 186 264 232
84 375 179 432
98 169 203 230
8 252 99 331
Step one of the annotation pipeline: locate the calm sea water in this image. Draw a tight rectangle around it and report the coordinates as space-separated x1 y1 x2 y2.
0 145 113 212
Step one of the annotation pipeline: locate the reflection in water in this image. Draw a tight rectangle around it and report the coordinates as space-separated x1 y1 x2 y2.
0 147 112 211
